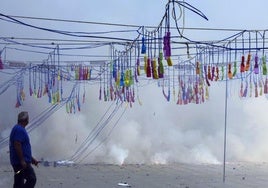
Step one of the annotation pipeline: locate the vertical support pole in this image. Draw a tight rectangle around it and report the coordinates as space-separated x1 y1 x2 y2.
223 53 228 183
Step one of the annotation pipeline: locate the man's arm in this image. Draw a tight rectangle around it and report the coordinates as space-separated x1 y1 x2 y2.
14 141 27 169
31 157 39 166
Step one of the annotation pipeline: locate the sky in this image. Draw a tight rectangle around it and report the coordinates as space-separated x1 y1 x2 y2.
1 0 268 165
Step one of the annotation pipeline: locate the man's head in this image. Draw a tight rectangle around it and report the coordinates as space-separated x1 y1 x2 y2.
17 111 29 126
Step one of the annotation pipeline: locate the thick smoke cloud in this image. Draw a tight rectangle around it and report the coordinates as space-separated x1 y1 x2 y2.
2 80 268 165
1 0 268 166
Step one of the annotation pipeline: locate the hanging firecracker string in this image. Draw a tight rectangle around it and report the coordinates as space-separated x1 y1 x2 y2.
186 79 191 104
262 32 268 94
228 50 233 79
0 51 3 70
47 60 51 104
254 32 260 75
115 53 120 87
141 27 146 54
130 51 134 86
79 64 83 80
124 50 130 87
131 84 135 103
50 52 56 104
106 62 111 102
107 62 111 100
245 53 251 72
43 64 48 96
183 63 188 104
33 66 37 98
65 86 80 114
240 33 246 74
83 83 86 104
245 32 251 72
110 80 114 101
146 32 152 78
103 63 107 102
228 63 233 79
29 63 33 96
176 75 182 105
254 54 259 74
194 74 200 104
110 47 115 101
163 4 172 67
249 70 253 98
204 65 210 86
116 54 120 87
152 32 159 79
264 75 268 94
193 55 199 104
207 50 212 81
253 34 259 98
232 61 237 78
38 67 42 98
60 67 64 98
72 98 76 114
181 77 186 103
120 54 125 87
99 65 102 101
262 32 267 76
11 31 268 110
162 67 170 101
15 76 25 108
37 68 42 98
262 56 267 76
254 72 258 98
76 86 81 111
158 28 164 78
196 61 200 75
258 68 263 97
51 47 60 104
220 50 224 81
113 50 118 82
210 50 215 81
187 78 192 104
104 63 108 102
259 77 263 96
242 76 248 98
75 65 79 80
232 39 238 78
134 44 140 82
215 66 219 81
214 48 220 81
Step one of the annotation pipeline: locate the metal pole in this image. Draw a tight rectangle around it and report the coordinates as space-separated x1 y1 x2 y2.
223 57 229 183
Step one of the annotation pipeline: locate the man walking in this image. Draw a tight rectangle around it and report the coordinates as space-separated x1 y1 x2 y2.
9 111 39 188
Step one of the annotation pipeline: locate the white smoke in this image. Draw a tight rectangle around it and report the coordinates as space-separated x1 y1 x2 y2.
2 80 268 165
108 145 129 165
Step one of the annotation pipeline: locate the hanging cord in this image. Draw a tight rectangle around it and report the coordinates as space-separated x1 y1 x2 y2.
254 31 259 74
0 47 4 69
76 101 128 163
0 13 134 42
162 67 171 101
170 1 208 21
171 0 184 37
262 31 268 76
68 100 123 162
245 31 251 72
170 0 208 38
